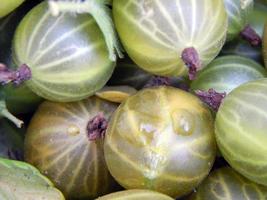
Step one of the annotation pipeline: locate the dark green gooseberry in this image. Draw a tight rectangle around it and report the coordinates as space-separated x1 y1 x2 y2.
113 0 227 79
0 158 64 200
11 1 120 102
264 24 267 67
104 86 216 198
191 55 267 94
0 0 24 18
210 2 267 63
96 189 174 200
189 167 267 200
215 78 267 186
0 119 24 160
108 57 152 90
223 0 253 41
25 97 119 199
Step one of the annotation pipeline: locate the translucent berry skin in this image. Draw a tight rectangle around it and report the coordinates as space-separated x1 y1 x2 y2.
223 0 253 41
191 55 267 94
104 87 216 198
0 0 24 18
189 167 267 200
215 78 267 186
24 97 119 199
96 189 174 200
13 1 115 102
112 0 227 77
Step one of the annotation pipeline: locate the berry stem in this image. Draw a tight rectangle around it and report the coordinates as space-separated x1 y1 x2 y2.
0 100 23 128
0 63 31 86
181 47 201 80
48 0 123 61
87 113 108 141
240 25 262 46
195 89 226 112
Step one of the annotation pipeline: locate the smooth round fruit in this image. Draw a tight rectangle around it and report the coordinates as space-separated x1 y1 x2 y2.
104 86 216 198
191 56 267 94
3 84 43 114
224 0 253 41
0 0 24 18
0 158 65 200
248 2 267 37
189 167 267 200
96 189 174 200
215 78 267 186
0 119 24 160
25 97 119 199
113 0 227 77
13 1 115 102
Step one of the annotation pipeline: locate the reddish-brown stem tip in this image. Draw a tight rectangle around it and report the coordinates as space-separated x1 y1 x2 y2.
0 63 31 86
181 47 201 80
87 113 108 141
195 89 226 112
144 76 171 88
240 25 262 46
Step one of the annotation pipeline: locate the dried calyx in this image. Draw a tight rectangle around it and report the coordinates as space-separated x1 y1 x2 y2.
195 89 226 112
48 0 123 61
87 113 108 141
240 25 262 46
181 47 201 80
0 63 31 86
144 76 171 88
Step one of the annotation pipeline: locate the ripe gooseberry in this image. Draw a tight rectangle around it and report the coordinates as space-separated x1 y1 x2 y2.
24 97 119 199
191 55 267 94
96 189 174 200
215 78 267 186
104 86 216 198
0 158 65 200
112 0 228 80
9 0 122 102
189 167 267 200
0 0 25 18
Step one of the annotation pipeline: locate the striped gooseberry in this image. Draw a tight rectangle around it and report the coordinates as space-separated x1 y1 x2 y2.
10 0 122 102
24 97 119 199
189 167 267 200
104 86 216 198
0 0 24 18
191 55 267 94
223 0 261 45
215 78 267 186
112 0 228 80
0 158 65 200
96 189 174 200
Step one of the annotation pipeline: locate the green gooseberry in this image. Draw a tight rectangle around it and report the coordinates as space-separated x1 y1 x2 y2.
215 78 267 186
248 2 267 37
108 57 152 90
104 86 216 198
223 0 253 41
189 167 267 200
0 119 24 160
25 97 119 199
220 3 267 63
0 0 24 18
11 1 121 102
96 189 174 200
112 0 227 79
191 55 267 94
0 158 64 200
